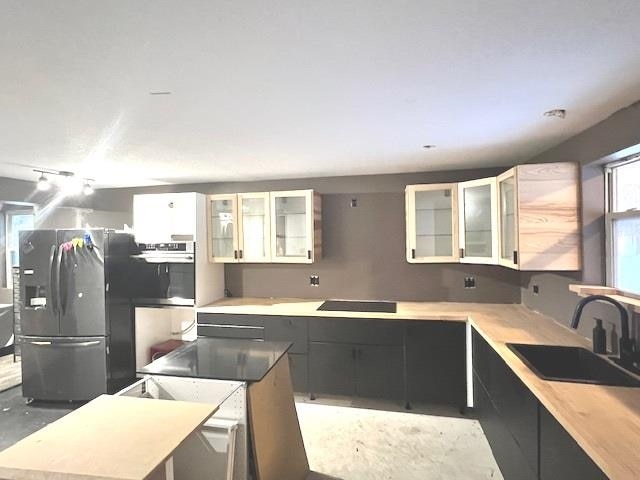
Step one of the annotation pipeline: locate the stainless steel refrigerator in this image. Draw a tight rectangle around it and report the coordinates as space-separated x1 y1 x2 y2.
18 229 135 401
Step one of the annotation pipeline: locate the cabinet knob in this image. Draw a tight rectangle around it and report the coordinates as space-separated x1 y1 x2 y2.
234 250 238 259
411 249 416 259
459 248 465 258
513 250 518 264
307 250 312 260
239 250 243 259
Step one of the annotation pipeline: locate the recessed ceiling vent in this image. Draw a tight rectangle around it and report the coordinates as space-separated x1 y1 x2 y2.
544 109 566 119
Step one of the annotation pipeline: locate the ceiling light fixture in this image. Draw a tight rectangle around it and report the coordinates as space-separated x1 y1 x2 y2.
543 109 566 119
33 169 96 196
82 180 94 196
422 145 436 149
35 171 50 191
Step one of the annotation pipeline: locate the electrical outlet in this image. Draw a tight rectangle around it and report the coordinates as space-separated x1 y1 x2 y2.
350 198 358 207
464 276 476 289
310 275 320 286
533 285 539 295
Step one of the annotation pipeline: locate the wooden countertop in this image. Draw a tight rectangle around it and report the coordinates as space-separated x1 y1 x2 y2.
0 395 218 480
199 297 640 480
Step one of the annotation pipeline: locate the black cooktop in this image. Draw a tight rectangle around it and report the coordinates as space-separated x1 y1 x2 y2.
317 300 397 313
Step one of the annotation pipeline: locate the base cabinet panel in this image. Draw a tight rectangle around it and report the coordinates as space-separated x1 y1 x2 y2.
406 322 466 406
355 345 404 399
539 406 607 480
309 342 357 396
474 374 537 480
288 353 308 393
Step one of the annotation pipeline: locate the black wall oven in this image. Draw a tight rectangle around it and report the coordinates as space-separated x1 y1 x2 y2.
129 242 195 306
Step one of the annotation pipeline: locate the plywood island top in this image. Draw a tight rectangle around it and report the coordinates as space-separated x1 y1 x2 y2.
0 395 218 480
199 297 640 480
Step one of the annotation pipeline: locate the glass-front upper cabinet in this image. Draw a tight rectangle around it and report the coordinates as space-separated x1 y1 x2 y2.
207 194 239 263
238 192 271 262
458 177 498 264
270 190 321 263
497 168 518 269
406 184 459 263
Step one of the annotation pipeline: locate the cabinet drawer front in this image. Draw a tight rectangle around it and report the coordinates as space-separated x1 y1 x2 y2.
197 323 265 340
197 313 265 327
264 316 308 354
309 317 404 345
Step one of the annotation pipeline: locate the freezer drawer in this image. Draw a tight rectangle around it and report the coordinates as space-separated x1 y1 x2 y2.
21 336 108 401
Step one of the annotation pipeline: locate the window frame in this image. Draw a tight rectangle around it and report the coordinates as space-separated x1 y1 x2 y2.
605 157 640 295
4 208 35 288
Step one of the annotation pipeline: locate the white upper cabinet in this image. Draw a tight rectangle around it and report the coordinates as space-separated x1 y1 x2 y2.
238 192 271 263
497 169 519 269
458 177 498 264
207 194 239 263
133 192 197 243
270 190 321 264
406 183 459 263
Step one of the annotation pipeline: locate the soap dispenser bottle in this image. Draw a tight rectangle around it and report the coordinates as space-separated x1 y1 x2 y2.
593 318 607 354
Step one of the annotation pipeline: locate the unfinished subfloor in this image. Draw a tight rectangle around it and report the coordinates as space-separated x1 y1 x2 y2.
0 383 502 480
298 396 502 480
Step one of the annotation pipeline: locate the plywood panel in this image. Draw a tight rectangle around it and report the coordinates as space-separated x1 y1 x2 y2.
248 355 309 480
516 162 581 271
0 395 217 480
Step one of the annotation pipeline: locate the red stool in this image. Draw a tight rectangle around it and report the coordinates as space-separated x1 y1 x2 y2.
150 339 186 362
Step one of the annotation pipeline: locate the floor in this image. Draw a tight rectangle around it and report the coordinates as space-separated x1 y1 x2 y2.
0 385 502 479
298 395 503 480
0 356 21 393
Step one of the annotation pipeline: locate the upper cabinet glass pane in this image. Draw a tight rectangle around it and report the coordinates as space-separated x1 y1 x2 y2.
414 189 453 257
241 197 267 260
274 196 307 257
210 198 235 258
499 177 516 261
463 184 492 258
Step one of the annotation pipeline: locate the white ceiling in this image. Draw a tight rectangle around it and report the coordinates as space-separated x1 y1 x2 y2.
2 1 640 188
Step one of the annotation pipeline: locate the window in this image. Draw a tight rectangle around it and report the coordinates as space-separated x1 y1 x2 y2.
606 158 640 294
5 210 35 287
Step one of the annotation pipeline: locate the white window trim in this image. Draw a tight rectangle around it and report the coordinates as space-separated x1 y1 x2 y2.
4 209 35 287
605 160 640 295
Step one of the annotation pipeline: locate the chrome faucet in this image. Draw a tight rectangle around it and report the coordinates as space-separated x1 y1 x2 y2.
570 295 636 366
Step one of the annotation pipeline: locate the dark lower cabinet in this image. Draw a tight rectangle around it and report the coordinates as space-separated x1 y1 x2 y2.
474 374 537 480
309 342 357 396
355 345 404 399
288 353 308 392
539 406 608 480
308 342 404 400
406 321 466 406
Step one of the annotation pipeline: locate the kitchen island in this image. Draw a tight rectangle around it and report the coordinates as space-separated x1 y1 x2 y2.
130 337 309 480
198 297 640 480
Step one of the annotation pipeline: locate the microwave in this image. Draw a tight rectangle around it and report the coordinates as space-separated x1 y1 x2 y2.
129 242 195 306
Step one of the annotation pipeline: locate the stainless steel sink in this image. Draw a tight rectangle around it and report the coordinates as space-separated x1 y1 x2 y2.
507 343 640 387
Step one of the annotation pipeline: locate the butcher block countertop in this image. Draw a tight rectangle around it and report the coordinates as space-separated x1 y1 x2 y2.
199 297 640 480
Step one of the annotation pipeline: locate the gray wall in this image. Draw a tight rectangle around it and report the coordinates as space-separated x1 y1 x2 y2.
93 168 522 303
521 100 640 345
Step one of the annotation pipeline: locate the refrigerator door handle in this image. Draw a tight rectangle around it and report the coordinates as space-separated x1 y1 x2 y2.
56 247 64 317
49 245 57 314
56 341 102 348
